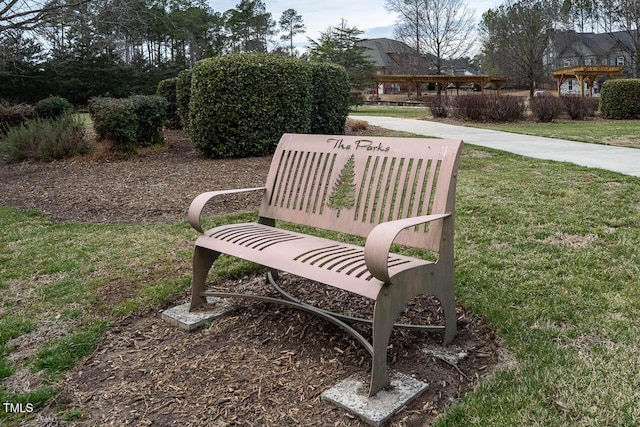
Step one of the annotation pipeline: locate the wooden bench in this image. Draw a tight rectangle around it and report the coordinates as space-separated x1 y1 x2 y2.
188 133 463 396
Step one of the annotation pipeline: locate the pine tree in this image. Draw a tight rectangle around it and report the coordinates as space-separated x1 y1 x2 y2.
328 154 356 217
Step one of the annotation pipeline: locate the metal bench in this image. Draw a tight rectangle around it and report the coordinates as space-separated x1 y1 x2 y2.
188 133 463 396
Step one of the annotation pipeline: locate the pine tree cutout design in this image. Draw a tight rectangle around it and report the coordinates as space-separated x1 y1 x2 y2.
328 154 356 217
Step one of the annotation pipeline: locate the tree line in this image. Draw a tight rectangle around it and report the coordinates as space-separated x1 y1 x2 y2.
0 0 308 104
3 0 639 105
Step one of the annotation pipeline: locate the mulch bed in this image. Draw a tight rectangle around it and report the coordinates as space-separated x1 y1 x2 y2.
1 129 507 426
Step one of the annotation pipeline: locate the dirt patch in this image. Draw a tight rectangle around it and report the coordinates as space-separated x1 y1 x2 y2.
54 276 504 426
3 129 506 426
0 130 270 224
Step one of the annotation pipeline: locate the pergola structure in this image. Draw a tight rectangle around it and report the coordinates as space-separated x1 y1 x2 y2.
372 74 508 96
552 65 624 96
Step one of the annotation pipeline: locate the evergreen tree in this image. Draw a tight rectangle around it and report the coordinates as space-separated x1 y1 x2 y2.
328 154 356 217
279 8 305 56
308 19 375 89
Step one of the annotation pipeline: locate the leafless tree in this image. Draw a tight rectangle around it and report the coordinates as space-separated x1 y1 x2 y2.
386 0 477 74
0 0 89 32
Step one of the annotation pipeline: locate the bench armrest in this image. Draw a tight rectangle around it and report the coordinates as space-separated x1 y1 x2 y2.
188 187 266 233
364 213 451 283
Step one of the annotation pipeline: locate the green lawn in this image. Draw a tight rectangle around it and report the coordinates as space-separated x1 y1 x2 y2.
350 104 428 119
2 131 640 424
478 120 640 147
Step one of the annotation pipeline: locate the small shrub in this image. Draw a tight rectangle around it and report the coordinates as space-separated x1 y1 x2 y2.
35 96 73 120
176 68 192 130
89 97 137 152
156 78 181 129
530 96 564 122
425 96 450 118
0 113 88 163
129 95 167 147
486 95 526 122
600 79 640 119
309 62 350 134
0 101 36 134
449 94 526 122
562 95 599 120
451 95 487 121
345 118 368 133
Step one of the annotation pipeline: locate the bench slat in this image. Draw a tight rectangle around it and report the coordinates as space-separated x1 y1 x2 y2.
196 223 432 300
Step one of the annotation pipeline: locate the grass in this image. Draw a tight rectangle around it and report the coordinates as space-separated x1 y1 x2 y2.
2 127 640 424
478 120 640 147
350 104 428 119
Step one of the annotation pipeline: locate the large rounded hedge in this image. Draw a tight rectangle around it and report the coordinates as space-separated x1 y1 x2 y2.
190 53 313 158
309 62 350 134
600 79 640 119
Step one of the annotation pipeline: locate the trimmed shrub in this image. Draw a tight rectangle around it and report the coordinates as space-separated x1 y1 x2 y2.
129 95 167 147
425 96 450 118
530 96 564 122
562 95 599 120
449 95 526 122
89 95 166 151
89 97 137 152
176 68 192 129
486 95 526 122
451 95 487 121
600 79 640 119
156 78 181 129
309 62 350 134
0 101 36 134
0 113 88 163
35 96 73 120
190 53 313 158
345 118 368 133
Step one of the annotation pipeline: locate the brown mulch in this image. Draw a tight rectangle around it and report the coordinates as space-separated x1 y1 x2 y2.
1 128 507 426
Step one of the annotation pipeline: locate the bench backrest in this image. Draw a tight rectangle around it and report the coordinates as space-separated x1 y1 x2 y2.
259 134 463 252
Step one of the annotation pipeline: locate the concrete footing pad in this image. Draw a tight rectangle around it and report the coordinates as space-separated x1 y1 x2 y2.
161 297 233 330
321 372 428 426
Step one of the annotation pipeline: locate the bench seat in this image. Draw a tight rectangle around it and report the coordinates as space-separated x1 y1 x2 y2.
196 222 433 300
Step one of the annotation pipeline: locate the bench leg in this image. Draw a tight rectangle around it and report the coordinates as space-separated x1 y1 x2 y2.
369 286 405 397
189 246 220 311
441 283 457 345
431 273 456 345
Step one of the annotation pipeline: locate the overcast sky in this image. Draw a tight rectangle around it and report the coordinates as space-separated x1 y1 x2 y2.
208 0 504 52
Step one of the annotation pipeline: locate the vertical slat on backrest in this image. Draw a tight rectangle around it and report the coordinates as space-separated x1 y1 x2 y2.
354 156 372 222
303 152 325 213
279 150 301 208
408 159 430 218
368 156 390 224
259 134 462 251
376 156 399 224
318 154 337 215
294 152 313 210
389 158 410 221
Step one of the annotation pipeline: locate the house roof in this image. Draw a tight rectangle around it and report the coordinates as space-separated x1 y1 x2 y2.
357 38 423 68
553 31 636 58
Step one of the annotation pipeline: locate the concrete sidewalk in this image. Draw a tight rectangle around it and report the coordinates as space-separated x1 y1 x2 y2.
350 115 640 177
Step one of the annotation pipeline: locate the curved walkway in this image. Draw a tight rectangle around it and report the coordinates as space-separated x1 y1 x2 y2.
350 115 640 177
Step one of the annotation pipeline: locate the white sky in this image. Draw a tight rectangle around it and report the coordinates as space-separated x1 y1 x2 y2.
208 0 504 51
